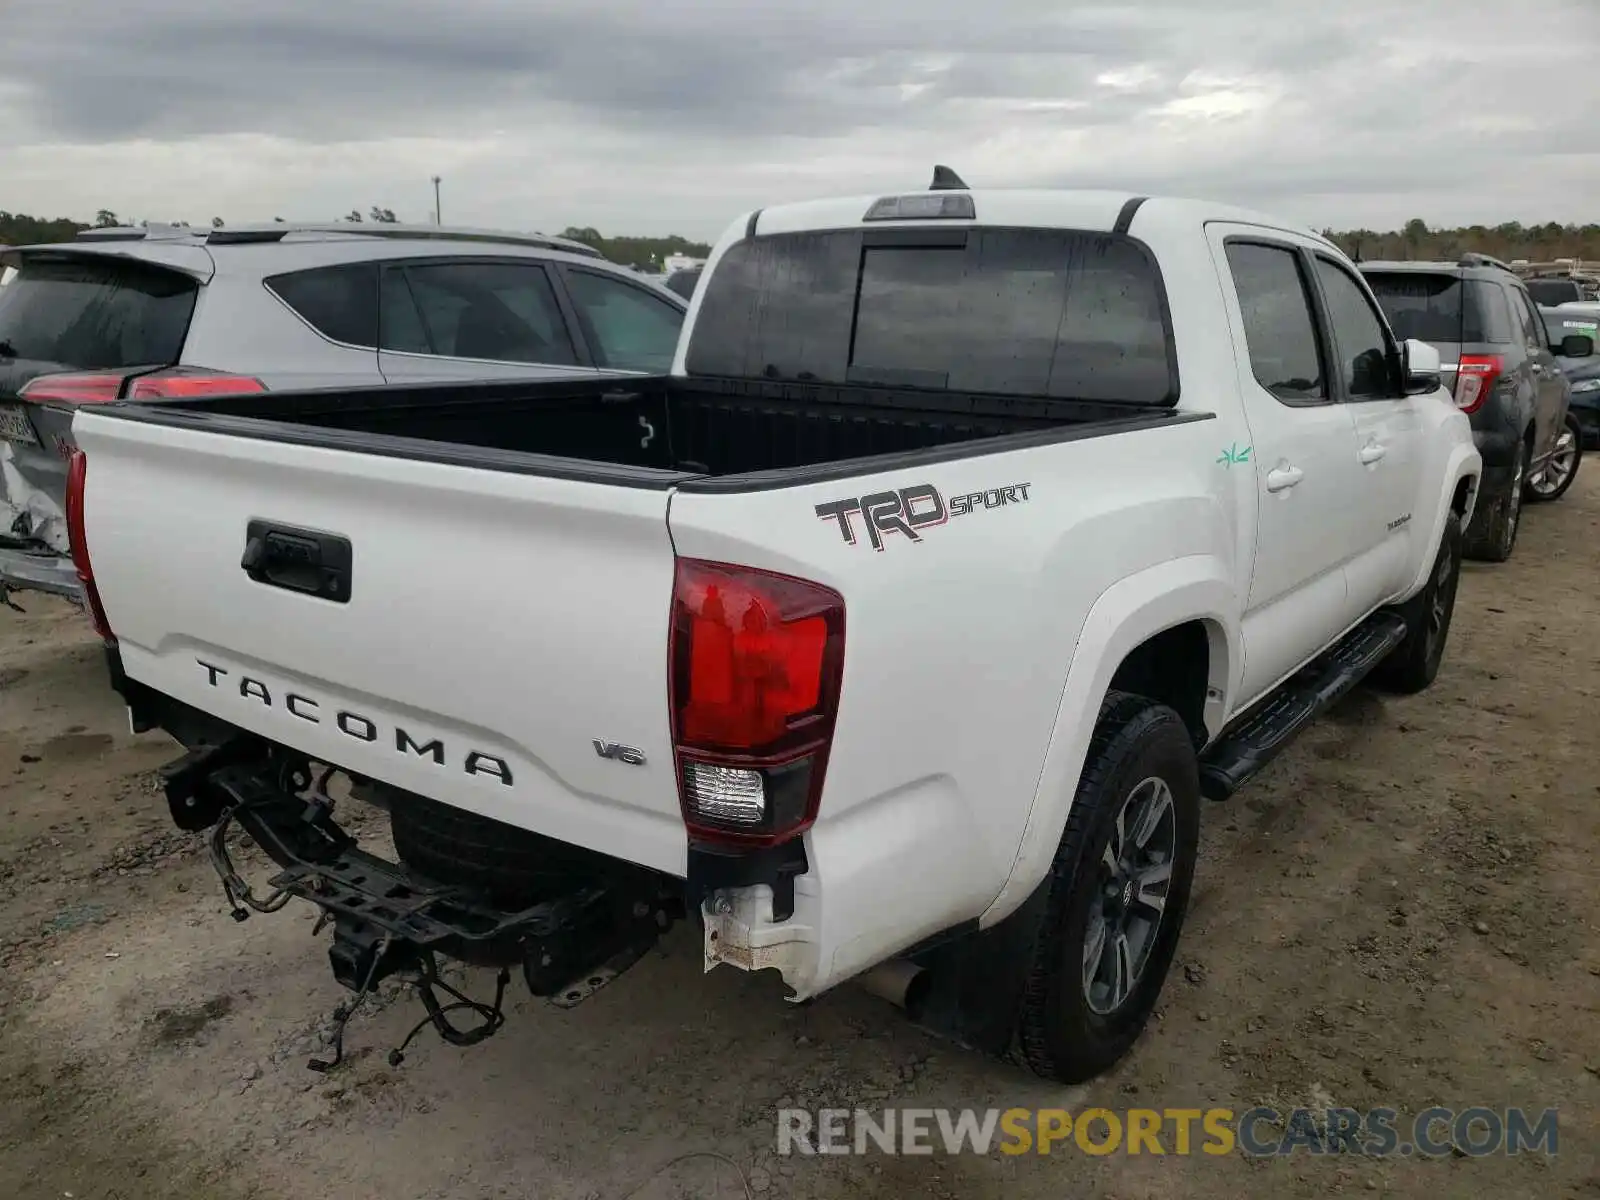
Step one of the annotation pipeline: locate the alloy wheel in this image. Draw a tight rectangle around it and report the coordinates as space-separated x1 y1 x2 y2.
1083 776 1177 1016
1528 428 1578 498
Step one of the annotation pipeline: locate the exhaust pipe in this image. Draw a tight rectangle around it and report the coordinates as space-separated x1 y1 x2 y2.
858 959 931 1018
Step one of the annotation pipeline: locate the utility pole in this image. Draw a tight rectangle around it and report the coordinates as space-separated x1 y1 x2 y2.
432 176 442 225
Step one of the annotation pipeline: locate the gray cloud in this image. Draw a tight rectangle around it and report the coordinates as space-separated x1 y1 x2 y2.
3 0 1598 236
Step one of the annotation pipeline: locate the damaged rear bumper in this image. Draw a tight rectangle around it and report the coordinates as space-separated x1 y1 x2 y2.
158 740 682 1067
0 543 82 604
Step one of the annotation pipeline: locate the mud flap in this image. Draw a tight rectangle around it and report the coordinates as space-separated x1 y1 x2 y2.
908 882 1051 1059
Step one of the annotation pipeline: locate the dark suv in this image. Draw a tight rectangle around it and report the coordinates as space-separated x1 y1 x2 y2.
1361 256 1575 562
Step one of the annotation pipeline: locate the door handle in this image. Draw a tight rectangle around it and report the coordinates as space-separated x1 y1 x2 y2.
1359 441 1387 465
1265 464 1304 492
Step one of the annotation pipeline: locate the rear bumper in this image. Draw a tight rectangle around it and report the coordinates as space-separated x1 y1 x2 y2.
0 545 82 603
115 656 990 1007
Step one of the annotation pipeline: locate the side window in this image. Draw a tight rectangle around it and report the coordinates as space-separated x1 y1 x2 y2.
1223 242 1327 403
399 262 577 365
1468 281 1515 344
563 270 684 373
264 263 379 348
378 268 432 354
1508 287 1546 350
1312 257 1395 399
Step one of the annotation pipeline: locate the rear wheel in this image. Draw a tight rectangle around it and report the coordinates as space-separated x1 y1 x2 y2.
1463 441 1526 563
1014 691 1200 1083
1524 414 1583 503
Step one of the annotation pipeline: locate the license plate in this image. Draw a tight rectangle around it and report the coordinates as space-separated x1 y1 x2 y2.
0 403 40 447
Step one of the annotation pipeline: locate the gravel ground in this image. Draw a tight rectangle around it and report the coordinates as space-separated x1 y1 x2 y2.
1 475 1597 1200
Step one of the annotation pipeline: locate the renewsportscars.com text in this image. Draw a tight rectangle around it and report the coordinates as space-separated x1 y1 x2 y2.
776 1106 1559 1158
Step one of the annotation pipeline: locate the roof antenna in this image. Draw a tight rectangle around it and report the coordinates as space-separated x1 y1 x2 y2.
929 165 969 191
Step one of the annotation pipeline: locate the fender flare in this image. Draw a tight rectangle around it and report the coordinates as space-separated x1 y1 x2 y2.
977 554 1239 927
1398 442 1481 601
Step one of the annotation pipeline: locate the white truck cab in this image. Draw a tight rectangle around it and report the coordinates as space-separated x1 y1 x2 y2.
67 175 1479 1082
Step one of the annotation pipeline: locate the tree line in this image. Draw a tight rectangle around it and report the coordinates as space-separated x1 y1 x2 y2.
6 206 1598 268
1323 218 1600 264
555 227 713 272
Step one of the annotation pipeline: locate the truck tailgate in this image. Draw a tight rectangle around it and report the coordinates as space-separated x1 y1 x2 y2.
72 411 688 876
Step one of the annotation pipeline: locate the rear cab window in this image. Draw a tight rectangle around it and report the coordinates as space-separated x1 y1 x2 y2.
687 228 1177 404
0 253 198 371
1223 241 1327 403
1362 272 1514 344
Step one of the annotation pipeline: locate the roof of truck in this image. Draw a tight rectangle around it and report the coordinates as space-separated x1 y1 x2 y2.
745 189 1329 244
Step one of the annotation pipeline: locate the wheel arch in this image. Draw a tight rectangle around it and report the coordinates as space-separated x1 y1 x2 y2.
977 555 1238 928
1403 441 1482 599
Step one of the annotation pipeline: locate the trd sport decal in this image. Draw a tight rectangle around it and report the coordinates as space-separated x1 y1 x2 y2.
815 482 1032 551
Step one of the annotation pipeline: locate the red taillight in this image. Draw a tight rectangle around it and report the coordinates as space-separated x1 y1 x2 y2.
126 368 266 399
1454 354 1502 415
669 559 845 847
18 372 126 404
64 449 114 642
17 367 265 404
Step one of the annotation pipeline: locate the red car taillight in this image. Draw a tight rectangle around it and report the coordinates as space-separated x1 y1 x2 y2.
64 449 114 642
126 368 266 399
19 368 265 404
18 372 126 403
1453 354 1503 415
669 559 845 848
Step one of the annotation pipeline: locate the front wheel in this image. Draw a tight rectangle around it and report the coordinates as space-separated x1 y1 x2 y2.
1014 692 1200 1083
1524 414 1583 503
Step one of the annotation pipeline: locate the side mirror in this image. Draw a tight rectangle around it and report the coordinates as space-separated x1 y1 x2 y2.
1401 338 1443 395
1558 333 1595 358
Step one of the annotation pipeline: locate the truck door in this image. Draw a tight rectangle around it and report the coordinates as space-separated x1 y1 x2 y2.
1207 227 1370 706
1307 253 1425 613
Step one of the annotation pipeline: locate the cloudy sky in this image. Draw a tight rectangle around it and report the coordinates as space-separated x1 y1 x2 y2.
3 0 1598 241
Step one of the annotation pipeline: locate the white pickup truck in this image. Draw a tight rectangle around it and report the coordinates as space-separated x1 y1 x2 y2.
67 178 1481 1082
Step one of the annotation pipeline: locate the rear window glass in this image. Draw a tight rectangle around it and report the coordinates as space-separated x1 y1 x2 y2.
266 263 380 348
687 229 1176 404
1543 310 1599 344
1363 272 1512 344
664 269 701 299
1526 279 1582 306
0 254 197 369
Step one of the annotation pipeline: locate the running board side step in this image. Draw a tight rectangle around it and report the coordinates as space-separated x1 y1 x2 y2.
1199 610 1408 801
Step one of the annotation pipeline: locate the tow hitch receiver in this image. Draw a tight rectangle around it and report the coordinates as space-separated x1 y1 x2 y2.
196 762 674 1070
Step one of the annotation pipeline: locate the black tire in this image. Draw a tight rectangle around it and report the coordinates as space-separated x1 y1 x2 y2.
1462 441 1527 563
1014 691 1201 1083
1523 413 1583 504
390 793 608 909
1373 512 1463 695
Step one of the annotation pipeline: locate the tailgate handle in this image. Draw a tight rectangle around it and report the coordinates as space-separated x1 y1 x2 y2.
241 520 352 603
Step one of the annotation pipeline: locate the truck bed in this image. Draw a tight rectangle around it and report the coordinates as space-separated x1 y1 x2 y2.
103 374 1195 489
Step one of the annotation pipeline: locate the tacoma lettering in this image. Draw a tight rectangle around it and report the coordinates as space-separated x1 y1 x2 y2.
195 658 512 784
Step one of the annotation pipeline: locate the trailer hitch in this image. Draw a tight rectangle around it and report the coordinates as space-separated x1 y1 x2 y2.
192 761 676 1071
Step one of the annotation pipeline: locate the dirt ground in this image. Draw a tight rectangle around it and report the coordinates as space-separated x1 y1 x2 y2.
1 479 1597 1200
